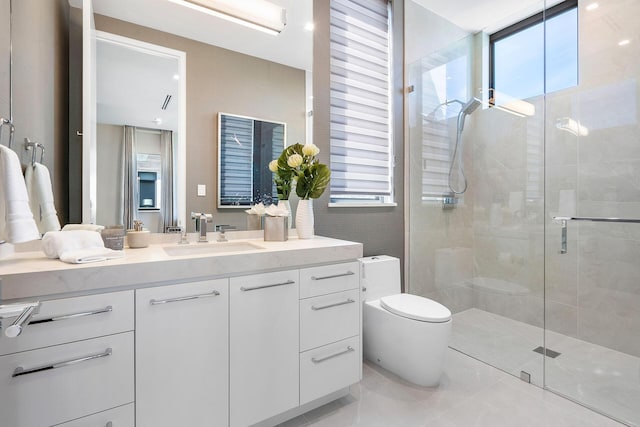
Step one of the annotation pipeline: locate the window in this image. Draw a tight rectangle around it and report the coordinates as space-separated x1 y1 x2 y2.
490 0 578 103
136 153 162 210
329 0 394 205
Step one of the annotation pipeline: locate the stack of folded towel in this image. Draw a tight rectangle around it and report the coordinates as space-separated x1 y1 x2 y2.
0 145 40 243
25 162 61 234
42 230 125 264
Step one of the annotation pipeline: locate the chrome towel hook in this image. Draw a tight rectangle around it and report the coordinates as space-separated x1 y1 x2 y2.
24 138 45 165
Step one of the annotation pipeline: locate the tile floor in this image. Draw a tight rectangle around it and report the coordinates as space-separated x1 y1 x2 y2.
452 308 640 425
278 348 623 427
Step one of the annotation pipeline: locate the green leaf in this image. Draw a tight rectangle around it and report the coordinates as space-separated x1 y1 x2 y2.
295 163 331 199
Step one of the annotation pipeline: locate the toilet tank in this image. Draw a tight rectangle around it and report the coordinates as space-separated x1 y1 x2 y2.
359 255 401 301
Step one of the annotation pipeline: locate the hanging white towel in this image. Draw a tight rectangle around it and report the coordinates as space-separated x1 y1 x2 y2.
25 162 61 234
42 230 124 264
0 145 40 243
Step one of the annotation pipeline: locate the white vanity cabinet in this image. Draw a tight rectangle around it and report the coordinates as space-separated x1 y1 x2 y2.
299 262 362 405
229 269 300 427
0 237 364 427
0 292 135 427
57 403 134 427
135 279 229 427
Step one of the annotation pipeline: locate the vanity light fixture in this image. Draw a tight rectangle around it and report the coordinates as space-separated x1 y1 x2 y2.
556 117 589 136
167 0 286 36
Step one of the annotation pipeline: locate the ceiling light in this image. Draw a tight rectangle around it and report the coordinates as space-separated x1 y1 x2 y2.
304 22 315 32
173 74 180 80
586 3 599 11
618 39 631 46
167 0 286 36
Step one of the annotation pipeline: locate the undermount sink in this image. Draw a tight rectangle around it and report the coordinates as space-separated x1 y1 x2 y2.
163 241 264 257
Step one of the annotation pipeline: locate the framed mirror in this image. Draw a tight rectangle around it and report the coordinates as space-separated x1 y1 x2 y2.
218 113 286 208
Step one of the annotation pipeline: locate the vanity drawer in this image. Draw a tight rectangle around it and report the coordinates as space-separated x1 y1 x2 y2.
56 403 134 427
300 289 359 351
0 290 134 356
0 332 134 427
300 262 359 298
300 336 360 405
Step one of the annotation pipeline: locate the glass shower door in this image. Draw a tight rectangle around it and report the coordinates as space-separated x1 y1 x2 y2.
544 0 640 424
405 0 546 387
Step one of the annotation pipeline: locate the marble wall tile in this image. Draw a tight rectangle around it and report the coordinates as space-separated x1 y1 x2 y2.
423 285 474 314
545 301 578 338
578 305 640 357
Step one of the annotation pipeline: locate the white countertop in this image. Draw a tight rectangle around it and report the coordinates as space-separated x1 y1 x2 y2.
0 235 363 302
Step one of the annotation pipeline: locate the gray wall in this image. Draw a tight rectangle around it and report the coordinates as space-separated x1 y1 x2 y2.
312 0 405 272
94 15 306 232
1 0 69 223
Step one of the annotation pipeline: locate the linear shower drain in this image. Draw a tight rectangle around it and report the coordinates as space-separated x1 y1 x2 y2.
533 346 561 358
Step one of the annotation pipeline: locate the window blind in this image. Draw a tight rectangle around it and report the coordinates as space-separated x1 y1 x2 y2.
329 0 392 197
219 115 253 205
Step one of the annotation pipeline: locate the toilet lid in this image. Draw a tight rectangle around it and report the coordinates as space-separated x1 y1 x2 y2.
380 294 451 323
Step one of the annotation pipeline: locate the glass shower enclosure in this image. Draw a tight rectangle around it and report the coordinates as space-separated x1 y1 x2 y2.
406 0 640 425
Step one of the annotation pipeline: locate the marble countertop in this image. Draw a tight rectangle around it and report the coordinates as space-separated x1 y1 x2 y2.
0 234 363 302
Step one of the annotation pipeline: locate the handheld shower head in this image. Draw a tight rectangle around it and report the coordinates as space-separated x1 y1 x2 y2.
457 98 482 133
461 98 482 116
449 97 482 195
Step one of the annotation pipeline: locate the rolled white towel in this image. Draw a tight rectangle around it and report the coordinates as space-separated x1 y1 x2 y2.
62 224 105 232
42 230 124 264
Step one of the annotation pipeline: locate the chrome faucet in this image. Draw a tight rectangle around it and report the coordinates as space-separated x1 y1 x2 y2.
215 224 236 242
191 212 213 243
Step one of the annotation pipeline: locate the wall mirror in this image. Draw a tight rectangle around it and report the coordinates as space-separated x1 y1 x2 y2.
78 0 312 231
94 31 186 232
5 0 312 232
218 113 286 208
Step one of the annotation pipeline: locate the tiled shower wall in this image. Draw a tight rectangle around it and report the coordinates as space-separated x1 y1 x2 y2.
408 0 640 358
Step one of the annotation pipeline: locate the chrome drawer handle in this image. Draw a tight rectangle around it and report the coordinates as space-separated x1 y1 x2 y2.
0 302 41 338
150 291 220 305
12 348 112 378
311 346 354 364
240 280 295 292
5 305 38 338
311 298 355 311
310 271 355 281
29 306 113 325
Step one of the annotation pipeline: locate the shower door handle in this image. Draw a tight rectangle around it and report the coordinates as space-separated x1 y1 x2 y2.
553 216 640 224
560 220 567 254
553 216 640 254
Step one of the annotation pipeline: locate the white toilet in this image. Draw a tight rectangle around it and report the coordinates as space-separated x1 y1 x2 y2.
360 255 452 387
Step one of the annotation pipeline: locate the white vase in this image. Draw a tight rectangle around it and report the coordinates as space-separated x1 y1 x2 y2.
295 199 314 239
278 200 293 229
